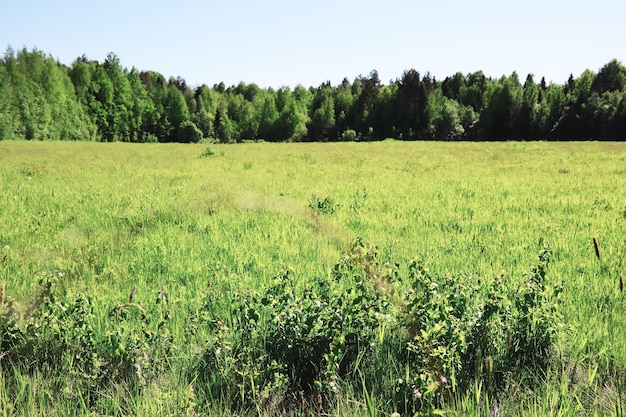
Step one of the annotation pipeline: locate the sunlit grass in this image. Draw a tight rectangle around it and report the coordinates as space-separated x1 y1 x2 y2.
0 140 625 415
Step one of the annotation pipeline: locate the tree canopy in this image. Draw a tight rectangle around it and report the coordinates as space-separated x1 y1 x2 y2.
1 47 625 142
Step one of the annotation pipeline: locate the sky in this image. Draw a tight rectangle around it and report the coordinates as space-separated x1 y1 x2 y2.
2 0 625 89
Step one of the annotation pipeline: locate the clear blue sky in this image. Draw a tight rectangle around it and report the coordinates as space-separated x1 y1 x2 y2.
2 0 624 88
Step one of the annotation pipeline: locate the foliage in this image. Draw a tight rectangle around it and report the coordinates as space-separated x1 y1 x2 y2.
2 47 626 142
0 272 175 409
399 246 563 413
177 120 203 143
340 128 359 142
199 145 218 157
196 257 391 412
308 194 339 215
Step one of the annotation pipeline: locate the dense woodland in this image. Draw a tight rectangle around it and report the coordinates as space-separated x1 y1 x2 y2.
1 47 625 142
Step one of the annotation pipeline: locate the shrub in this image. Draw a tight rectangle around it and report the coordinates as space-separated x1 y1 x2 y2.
308 194 339 215
178 120 203 143
199 145 216 157
340 129 359 142
196 260 391 412
0 274 175 406
398 245 562 413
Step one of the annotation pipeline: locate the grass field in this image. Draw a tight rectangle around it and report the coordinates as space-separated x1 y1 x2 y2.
0 140 625 416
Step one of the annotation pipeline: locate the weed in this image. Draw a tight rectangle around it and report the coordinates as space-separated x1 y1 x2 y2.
309 194 339 215
199 146 217 157
349 188 368 213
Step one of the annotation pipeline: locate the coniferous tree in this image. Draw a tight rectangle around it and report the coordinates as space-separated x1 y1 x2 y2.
355 70 381 138
512 74 540 139
553 69 595 139
396 69 429 139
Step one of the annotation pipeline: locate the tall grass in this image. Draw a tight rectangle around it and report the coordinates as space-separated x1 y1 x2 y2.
0 140 625 415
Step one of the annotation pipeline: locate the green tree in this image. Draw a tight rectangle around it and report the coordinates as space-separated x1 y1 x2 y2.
101 52 135 141
178 119 203 143
334 78 356 139
552 69 595 139
511 74 540 139
214 107 234 143
163 81 191 142
459 71 487 112
257 92 279 140
4 48 93 141
10 49 54 140
376 83 399 138
0 55 16 139
591 59 626 94
272 88 308 141
193 84 219 139
608 85 626 139
427 89 466 140
140 70 171 141
308 85 336 141
534 84 565 139
478 73 522 140
396 69 429 139
441 72 465 101
355 70 381 138
126 68 155 142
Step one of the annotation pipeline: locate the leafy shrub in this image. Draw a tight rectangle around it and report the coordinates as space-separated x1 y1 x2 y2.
308 194 339 215
0 241 564 415
508 246 562 370
340 129 359 142
349 187 368 213
398 245 562 413
196 259 391 412
1 273 106 402
199 145 217 157
0 274 175 406
178 120 203 143
104 288 174 388
263 267 389 391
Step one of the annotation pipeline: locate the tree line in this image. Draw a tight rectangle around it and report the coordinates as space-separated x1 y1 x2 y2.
1 47 625 142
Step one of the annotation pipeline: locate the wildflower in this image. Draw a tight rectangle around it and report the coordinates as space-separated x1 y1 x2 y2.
439 375 448 385
3 245 8 251
413 388 422 399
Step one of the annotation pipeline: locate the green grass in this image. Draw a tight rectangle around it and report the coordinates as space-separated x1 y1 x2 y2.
1 140 625 416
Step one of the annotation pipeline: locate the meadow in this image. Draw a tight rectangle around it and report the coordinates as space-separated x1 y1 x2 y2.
0 140 624 416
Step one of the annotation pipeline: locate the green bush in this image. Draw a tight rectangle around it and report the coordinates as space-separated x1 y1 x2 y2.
308 194 339 215
397 245 562 413
196 257 391 412
340 129 359 142
199 145 217 157
0 242 564 415
0 273 175 407
178 120 203 143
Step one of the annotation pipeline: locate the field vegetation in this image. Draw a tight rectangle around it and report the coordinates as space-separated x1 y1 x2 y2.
0 141 625 416
1 48 625 143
